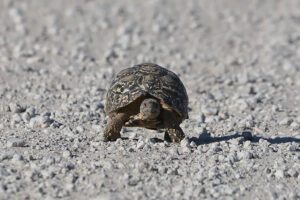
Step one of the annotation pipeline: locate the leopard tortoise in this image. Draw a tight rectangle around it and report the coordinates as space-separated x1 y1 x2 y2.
104 63 188 143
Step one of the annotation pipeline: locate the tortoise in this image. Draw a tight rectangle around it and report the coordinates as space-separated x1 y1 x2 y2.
103 63 188 143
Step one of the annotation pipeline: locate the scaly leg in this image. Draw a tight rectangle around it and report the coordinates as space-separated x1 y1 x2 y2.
162 110 185 143
103 113 129 141
164 127 185 143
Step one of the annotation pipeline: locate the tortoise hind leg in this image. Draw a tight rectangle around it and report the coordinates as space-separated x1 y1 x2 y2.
103 113 129 141
161 110 185 143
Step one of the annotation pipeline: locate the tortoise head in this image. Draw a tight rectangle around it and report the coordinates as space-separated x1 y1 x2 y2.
140 98 161 120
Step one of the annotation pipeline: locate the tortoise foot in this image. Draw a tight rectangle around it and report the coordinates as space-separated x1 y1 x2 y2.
164 127 185 143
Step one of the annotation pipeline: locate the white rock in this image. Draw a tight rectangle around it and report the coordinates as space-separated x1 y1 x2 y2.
279 118 293 126
63 150 72 158
136 141 145 149
288 144 297 152
0 151 16 161
9 8 23 24
287 169 299 178
7 138 26 147
28 115 51 128
1 104 11 112
243 140 252 148
290 121 300 129
11 154 24 165
236 99 250 110
9 103 25 113
22 112 32 122
237 151 253 160
190 141 197 148
76 126 85 133
136 161 149 173
180 138 190 148
11 114 22 123
182 147 192 154
274 169 285 178
202 106 219 116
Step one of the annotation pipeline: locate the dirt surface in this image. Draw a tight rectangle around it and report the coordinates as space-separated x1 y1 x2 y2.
0 0 299 199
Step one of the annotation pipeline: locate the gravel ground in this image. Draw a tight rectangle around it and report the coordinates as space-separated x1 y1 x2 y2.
0 0 300 199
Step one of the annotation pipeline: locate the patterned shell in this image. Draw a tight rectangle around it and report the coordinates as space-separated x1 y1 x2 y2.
105 63 189 119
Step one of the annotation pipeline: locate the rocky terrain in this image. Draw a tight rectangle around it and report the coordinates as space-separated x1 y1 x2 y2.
0 0 299 199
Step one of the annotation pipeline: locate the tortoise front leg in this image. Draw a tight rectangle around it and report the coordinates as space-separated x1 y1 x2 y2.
164 127 185 143
103 113 129 141
161 110 185 143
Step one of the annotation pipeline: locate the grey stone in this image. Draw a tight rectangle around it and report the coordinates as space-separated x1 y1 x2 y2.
136 161 150 173
202 106 219 116
7 138 26 147
64 162 75 170
287 169 299 178
62 150 72 158
274 169 285 178
11 114 22 124
9 103 26 113
288 144 297 151
28 115 51 128
290 121 300 129
22 112 32 122
180 138 190 148
136 140 146 149
243 140 252 148
237 151 254 160
279 118 293 126
182 146 192 154
1 104 10 112
0 151 16 161
91 102 104 111
229 138 244 145
76 126 85 133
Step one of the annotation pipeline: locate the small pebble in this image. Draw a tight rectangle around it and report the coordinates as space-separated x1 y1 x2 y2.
9 103 26 113
2 104 11 112
136 140 146 149
290 121 300 129
182 147 192 154
64 162 75 170
288 144 297 152
137 161 149 173
243 140 252 148
274 169 285 178
237 151 253 160
63 150 72 158
28 115 51 128
76 126 85 133
287 169 299 178
279 118 293 126
7 138 26 147
180 138 190 148
0 150 16 161
202 106 219 116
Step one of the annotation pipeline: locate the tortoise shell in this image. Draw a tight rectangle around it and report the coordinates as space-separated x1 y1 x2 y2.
104 63 188 119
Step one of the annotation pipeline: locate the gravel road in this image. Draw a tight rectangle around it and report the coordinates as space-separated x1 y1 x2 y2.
0 0 299 199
